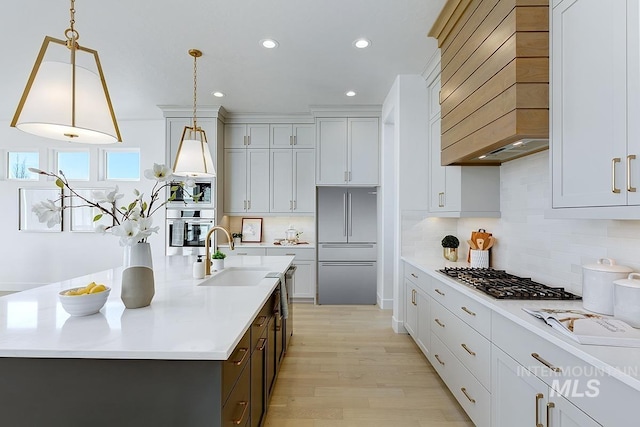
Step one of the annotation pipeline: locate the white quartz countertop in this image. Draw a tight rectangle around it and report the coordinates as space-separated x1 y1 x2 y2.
0 255 293 361
218 242 316 248
402 256 640 392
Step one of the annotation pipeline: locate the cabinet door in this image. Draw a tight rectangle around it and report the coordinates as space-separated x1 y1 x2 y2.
291 260 315 300
627 0 640 206
270 149 293 212
429 113 447 211
548 394 602 427
270 124 293 148
492 345 548 427
224 124 248 148
316 118 347 185
293 124 315 148
415 289 430 358
247 124 270 148
224 149 248 213
348 118 379 185
551 0 627 208
293 149 315 213
404 279 418 338
247 149 270 213
250 330 267 427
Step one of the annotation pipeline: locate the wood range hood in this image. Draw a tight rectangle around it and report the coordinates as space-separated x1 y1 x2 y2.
429 0 549 165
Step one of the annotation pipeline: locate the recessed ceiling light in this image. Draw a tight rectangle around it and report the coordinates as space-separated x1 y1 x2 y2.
479 155 487 159
260 39 279 49
353 38 371 49
513 140 524 146
212 91 225 98
345 91 357 97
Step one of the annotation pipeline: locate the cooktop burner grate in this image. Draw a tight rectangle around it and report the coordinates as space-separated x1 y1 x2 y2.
438 267 581 300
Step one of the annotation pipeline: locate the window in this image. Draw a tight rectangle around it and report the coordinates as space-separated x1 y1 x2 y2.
7 152 39 180
57 151 90 180
105 150 140 181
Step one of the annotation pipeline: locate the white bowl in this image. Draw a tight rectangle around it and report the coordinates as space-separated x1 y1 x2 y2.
58 287 111 316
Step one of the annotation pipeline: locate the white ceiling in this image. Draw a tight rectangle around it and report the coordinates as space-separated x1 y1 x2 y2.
0 0 445 121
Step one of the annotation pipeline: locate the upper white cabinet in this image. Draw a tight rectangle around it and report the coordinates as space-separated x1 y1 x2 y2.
270 124 315 148
425 59 500 217
551 0 640 216
224 148 270 213
224 124 270 148
270 149 315 213
316 117 379 185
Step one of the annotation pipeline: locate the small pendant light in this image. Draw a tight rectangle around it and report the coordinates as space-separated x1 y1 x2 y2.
172 49 216 177
11 0 121 144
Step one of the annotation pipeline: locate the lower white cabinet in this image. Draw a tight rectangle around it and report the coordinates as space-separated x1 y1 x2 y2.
492 345 601 427
266 247 315 302
403 264 431 357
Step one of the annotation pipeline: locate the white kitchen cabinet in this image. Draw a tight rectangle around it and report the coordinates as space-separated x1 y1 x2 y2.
403 263 430 358
224 149 269 214
492 346 601 427
316 117 379 185
270 124 315 148
224 124 270 148
270 149 315 213
425 61 500 217
551 0 640 214
266 247 316 302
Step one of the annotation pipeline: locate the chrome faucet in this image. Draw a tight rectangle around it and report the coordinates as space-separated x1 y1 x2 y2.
204 226 235 275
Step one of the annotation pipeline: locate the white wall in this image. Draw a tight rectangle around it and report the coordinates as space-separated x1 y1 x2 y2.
402 150 640 295
0 119 166 290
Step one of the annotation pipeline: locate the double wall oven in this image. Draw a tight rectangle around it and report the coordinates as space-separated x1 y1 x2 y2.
166 179 215 256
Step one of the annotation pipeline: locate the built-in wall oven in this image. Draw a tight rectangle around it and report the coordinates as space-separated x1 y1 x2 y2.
166 209 215 256
166 180 214 209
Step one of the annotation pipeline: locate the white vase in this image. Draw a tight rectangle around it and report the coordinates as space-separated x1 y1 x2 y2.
211 258 225 271
121 242 155 309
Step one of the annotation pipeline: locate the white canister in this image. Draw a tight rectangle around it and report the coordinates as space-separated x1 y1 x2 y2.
470 250 489 269
582 258 633 315
614 273 640 328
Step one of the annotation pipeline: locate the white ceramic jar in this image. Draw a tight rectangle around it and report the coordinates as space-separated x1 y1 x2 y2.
582 258 633 315
613 273 640 328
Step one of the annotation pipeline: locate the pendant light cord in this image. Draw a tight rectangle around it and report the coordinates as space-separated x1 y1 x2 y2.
192 51 198 129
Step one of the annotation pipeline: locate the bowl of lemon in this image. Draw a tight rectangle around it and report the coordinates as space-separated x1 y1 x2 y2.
58 282 111 316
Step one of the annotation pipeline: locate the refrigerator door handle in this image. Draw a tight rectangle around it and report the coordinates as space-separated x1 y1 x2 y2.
343 192 347 236
320 244 375 249
348 192 353 237
320 262 376 267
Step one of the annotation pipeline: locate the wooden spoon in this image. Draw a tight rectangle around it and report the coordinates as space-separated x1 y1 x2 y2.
485 236 496 250
467 239 477 250
476 238 485 251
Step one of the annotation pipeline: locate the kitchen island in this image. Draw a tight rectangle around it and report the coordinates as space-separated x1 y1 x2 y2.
0 255 294 427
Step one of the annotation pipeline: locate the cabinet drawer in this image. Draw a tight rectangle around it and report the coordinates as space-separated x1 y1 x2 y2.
265 247 315 261
222 328 251 406
219 247 267 257
431 334 490 427
492 312 640 426
430 276 491 338
404 263 429 291
431 300 491 389
222 363 251 427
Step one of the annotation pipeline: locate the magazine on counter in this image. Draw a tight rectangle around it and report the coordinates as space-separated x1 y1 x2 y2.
523 308 640 348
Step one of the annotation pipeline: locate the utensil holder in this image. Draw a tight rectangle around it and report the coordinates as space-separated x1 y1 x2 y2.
470 250 489 268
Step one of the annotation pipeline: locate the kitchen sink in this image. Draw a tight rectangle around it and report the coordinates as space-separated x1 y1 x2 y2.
198 267 272 287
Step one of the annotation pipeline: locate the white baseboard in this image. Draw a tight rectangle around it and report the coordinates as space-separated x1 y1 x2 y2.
392 315 407 334
377 295 394 310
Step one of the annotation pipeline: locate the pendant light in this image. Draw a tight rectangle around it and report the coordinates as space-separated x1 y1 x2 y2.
11 0 121 144
172 49 216 177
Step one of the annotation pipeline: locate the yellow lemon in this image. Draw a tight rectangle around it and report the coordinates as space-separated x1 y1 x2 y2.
76 287 89 295
90 284 107 294
64 290 77 296
84 282 97 292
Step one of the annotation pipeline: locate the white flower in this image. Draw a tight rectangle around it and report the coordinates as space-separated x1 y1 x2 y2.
185 178 196 189
32 199 62 228
111 220 142 246
92 186 124 204
136 216 160 240
94 224 108 234
144 163 173 182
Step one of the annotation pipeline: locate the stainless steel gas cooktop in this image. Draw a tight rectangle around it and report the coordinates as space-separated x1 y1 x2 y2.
438 267 582 300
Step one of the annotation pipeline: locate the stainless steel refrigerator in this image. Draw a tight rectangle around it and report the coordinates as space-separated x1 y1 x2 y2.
317 187 377 304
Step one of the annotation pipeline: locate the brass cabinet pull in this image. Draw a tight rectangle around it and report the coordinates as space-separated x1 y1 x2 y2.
290 135 294 146
230 347 249 366
628 155 637 192
411 289 416 305
434 318 445 328
547 402 555 427
257 338 266 351
434 354 445 366
435 288 445 296
243 135 248 146
535 393 544 427
232 401 249 425
461 387 476 404
461 343 476 356
294 135 297 145
461 306 476 316
247 135 251 146
438 192 445 207
531 352 562 373
612 157 621 193
344 171 348 182
255 315 267 327
293 200 297 210
411 273 418 279
290 200 293 210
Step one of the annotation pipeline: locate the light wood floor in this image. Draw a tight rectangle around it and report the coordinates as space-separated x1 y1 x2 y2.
264 304 474 427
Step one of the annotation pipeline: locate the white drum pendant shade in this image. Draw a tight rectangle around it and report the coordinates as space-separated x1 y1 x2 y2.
172 127 216 177
11 35 121 144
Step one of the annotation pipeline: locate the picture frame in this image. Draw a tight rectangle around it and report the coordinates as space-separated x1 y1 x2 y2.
69 189 115 232
241 218 263 243
18 188 63 232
